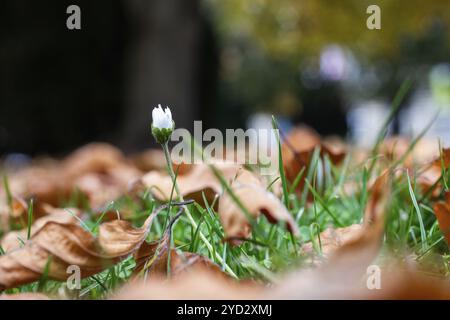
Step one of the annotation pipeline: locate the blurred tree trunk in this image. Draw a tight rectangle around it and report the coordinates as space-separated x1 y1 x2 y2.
0 0 127 155
121 0 202 151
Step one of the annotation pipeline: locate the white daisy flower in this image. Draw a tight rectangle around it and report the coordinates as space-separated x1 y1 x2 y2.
152 105 173 129
151 105 174 144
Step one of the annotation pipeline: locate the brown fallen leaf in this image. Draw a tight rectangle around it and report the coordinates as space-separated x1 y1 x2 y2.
322 136 348 164
381 136 440 167
130 149 192 175
134 241 227 281
114 252 450 300
130 149 166 172
0 196 28 233
135 163 296 241
115 224 450 300
112 268 262 300
73 164 140 210
0 207 8 233
132 209 180 277
0 202 185 291
302 170 390 264
133 208 227 279
302 224 363 256
281 126 346 195
282 194 450 300
433 191 450 245
68 145 142 210
112 171 450 300
360 261 450 299
281 127 321 192
268 258 450 299
0 292 50 300
132 162 250 204
1 166 70 211
61 143 128 179
417 148 450 198
218 182 298 241
114 210 239 300
1 205 81 252
0 143 143 221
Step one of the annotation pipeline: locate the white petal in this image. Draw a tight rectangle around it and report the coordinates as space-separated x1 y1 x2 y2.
164 107 172 121
152 108 158 123
152 105 173 129
152 106 164 128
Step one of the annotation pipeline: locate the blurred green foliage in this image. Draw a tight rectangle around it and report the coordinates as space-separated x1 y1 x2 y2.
203 0 450 130
207 0 450 61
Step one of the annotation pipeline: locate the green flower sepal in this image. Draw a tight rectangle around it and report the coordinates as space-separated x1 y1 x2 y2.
151 122 174 145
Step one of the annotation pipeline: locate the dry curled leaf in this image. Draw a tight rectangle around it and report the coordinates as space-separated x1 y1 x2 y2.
73 164 140 210
113 261 450 300
302 224 362 256
417 148 450 198
130 149 166 172
433 191 450 245
61 143 128 179
68 145 142 210
0 196 28 233
0 292 50 300
281 126 346 195
113 268 261 300
114 217 450 300
1 205 81 252
268 257 450 299
0 203 171 291
0 143 142 222
116 212 251 300
133 209 227 279
114 216 450 300
1 166 70 211
130 149 192 175
327 170 390 263
218 181 298 241
126 189 450 300
302 170 390 264
134 242 226 281
132 162 249 204
268 174 434 300
135 163 296 241
381 136 440 167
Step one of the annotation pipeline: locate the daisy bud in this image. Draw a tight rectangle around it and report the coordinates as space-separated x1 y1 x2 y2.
151 105 175 144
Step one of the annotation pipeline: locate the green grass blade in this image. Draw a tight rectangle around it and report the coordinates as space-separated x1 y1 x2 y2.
271 116 290 209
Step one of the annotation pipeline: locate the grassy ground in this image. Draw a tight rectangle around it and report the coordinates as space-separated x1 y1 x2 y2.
2 84 450 299
3 137 449 299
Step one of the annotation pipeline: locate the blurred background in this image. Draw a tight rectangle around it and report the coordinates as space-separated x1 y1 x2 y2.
1 0 450 158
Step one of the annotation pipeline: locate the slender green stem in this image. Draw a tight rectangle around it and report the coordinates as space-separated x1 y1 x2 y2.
27 199 33 240
162 142 177 187
161 143 237 278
